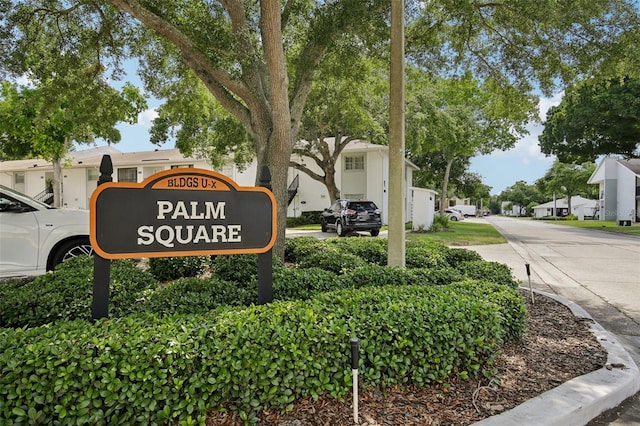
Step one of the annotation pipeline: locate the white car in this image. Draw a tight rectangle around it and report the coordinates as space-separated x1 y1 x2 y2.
444 209 464 221
0 185 92 278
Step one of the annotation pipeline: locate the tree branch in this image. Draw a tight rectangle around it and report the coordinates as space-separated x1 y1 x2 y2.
109 0 256 128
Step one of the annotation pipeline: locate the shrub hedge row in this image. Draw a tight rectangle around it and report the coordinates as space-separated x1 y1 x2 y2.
0 237 525 425
1 283 517 425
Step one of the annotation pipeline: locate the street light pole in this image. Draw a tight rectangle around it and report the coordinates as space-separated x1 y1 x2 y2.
388 0 406 267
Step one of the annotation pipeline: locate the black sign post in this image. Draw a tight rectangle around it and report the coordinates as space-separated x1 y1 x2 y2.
258 166 273 304
92 155 113 320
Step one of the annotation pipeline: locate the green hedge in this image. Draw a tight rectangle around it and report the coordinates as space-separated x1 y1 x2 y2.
211 253 282 283
273 267 340 301
297 248 369 274
444 247 484 266
286 210 323 227
139 276 257 315
147 255 211 281
0 237 528 425
455 260 520 288
0 282 519 425
0 256 157 328
405 240 450 268
284 236 328 263
336 264 461 289
326 237 388 265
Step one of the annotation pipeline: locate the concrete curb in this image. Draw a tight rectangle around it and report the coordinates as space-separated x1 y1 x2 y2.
473 288 640 426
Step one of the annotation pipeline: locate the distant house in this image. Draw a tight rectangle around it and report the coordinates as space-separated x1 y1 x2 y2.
288 138 419 224
587 157 640 222
531 196 597 219
0 147 222 210
1 141 426 225
500 201 522 216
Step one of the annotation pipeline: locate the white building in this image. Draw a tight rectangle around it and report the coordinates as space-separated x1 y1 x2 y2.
1 140 424 225
287 139 419 224
587 157 640 223
531 196 597 219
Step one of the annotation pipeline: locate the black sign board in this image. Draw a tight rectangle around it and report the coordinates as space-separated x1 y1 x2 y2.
90 168 276 259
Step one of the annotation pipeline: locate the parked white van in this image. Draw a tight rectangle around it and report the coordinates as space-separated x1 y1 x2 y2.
452 205 477 217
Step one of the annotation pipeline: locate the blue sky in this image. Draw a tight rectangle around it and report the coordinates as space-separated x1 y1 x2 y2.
96 90 563 196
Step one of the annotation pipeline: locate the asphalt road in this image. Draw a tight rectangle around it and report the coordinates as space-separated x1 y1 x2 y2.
467 216 640 425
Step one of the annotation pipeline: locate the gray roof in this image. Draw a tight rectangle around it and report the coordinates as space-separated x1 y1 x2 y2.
619 158 640 175
0 147 203 171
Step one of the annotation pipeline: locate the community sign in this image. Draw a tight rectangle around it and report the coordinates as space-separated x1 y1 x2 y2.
90 168 276 259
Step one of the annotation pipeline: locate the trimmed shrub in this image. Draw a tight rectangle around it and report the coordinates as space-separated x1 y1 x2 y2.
147 255 211 281
338 265 414 288
406 240 450 269
0 283 517 425
0 256 157 328
338 264 463 290
273 267 341 301
297 249 368 274
212 253 282 283
284 236 327 263
455 260 520 288
447 280 527 340
408 266 464 286
140 276 257 315
444 247 484 266
286 210 323 227
326 237 388 265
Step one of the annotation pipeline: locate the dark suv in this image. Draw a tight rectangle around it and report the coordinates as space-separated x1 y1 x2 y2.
320 199 382 237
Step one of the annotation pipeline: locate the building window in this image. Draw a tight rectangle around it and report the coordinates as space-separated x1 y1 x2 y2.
117 167 138 182
87 168 100 181
344 155 364 171
171 164 194 169
14 172 25 185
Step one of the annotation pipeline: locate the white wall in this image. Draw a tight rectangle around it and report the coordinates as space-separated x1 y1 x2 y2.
411 187 437 230
617 163 636 221
61 168 89 209
0 172 11 187
24 170 46 198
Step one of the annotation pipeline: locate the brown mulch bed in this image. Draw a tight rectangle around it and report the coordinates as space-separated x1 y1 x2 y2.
207 290 608 425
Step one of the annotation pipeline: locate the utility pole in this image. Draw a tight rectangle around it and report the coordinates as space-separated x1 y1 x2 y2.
388 0 406 266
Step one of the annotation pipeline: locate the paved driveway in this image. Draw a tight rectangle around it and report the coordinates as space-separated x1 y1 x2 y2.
466 216 640 425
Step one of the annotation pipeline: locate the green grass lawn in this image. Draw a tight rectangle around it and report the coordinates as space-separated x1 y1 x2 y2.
288 221 504 245
406 221 507 246
545 219 640 236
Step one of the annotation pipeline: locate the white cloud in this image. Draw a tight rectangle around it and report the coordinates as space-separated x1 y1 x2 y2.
538 91 564 120
137 108 158 128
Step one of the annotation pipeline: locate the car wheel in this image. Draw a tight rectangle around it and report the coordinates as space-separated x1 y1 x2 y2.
370 229 380 237
320 218 328 232
50 238 94 270
450 216 458 221
336 221 346 237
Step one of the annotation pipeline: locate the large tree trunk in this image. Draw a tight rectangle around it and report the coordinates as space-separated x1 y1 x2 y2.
52 156 63 208
51 137 73 208
260 0 293 259
325 165 340 204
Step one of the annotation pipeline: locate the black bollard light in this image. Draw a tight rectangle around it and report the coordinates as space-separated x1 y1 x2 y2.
525 263 535 304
